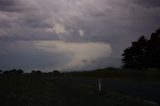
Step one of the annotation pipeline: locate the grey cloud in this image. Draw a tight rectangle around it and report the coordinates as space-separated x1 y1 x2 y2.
0 0 16 6
0 28 59 41
0 0 160 71
24 16 52 28
0 0 59 41
0 0 23 12
0 41 70 71
65 56 121 71
130 0 160 8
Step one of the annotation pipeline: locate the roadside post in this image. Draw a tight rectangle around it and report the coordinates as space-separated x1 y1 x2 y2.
98 78 102 93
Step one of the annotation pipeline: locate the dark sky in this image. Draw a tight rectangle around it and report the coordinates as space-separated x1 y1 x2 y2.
0 0 160 72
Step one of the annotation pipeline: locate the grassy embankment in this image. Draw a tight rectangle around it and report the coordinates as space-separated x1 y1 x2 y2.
0 71 158 106
65 68 160 80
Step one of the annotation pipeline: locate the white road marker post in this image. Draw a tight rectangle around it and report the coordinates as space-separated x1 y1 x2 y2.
98 78 102 92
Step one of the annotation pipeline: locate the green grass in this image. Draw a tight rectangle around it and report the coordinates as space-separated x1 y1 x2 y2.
0 74 157 106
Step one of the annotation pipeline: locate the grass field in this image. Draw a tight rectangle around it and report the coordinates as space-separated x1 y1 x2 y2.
0 72 159 106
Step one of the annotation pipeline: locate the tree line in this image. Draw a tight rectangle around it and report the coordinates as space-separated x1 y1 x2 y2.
0 69 61 75
122 28 160 69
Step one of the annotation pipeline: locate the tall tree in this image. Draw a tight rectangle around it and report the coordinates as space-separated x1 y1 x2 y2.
122 36 147 69
122 28 160 69
146 29 160 68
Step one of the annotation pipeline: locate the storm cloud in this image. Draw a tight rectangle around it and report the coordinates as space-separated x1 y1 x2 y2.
0 0 160 71
131 0 160 8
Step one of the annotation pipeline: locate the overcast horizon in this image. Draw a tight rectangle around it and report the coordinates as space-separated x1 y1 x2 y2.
0 0 160 72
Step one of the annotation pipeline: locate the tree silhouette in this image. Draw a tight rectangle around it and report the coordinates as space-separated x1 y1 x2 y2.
0 70 2 74
122 36 147 69
146 29 160 68
52 70 61 76
17 69 24 74
122 28 160 69
31 70 42 74
3 69 24 75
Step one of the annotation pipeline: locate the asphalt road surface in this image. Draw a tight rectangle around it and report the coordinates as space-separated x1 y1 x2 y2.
58 76 160 104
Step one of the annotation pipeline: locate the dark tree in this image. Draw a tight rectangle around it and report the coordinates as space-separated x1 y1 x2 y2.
146 29 160 68
3 69 24 75
0 70 2 74
31 70 42 74
17 69 24 74
122 28 160 69
52 70 61 76
3 70 10 75
122 36 147 69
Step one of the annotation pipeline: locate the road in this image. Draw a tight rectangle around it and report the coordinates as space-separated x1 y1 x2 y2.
58 76 160 104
